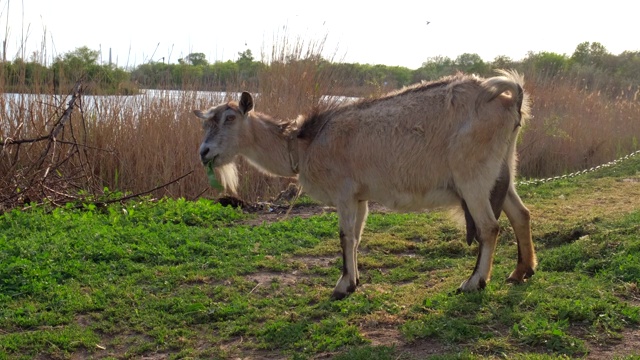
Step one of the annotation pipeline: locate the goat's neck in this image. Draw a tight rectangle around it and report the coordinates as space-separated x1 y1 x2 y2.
239 113 298 178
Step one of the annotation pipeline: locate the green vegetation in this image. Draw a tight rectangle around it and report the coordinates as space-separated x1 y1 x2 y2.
1 155 639 359
3 41 640 97
2 46 134 95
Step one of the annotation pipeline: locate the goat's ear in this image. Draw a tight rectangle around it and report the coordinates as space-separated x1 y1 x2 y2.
239 92 254 115
193 109 208 120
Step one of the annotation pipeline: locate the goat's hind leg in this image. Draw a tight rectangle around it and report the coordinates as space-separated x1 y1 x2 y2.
503 185 537 283
332 199 366 300
354 201 369 286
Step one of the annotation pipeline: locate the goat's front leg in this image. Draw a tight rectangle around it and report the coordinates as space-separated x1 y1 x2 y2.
332 201 360 300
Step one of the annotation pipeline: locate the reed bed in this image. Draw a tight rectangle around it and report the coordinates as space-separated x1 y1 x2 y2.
519 73 640 178
2 41 640 211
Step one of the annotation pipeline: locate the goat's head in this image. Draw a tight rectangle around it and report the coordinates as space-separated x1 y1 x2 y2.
193 92 254 166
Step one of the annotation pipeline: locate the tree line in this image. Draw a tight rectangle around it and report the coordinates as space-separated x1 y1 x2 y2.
1 42 639 96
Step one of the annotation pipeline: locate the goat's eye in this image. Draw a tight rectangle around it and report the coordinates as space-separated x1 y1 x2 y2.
227 114 236 122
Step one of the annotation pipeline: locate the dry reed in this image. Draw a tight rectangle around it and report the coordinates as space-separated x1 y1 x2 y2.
2 39 640 211
518 72 640 178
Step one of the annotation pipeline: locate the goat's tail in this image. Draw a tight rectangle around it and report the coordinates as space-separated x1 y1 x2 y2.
476 70 529 123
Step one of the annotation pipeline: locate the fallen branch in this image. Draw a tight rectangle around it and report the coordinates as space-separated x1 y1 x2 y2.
91 170 195 207
19 170 196 213
0 135 50 146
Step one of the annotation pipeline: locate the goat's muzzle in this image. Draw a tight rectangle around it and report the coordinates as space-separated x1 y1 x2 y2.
199 147 212 164
200 151 219 167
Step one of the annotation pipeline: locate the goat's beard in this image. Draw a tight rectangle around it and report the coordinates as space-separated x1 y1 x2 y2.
216 161 239 194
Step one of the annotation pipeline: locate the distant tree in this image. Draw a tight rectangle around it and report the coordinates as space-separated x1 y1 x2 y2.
172 63 204 85
614 51 640 83
51 46 133 94
492 55 515 70
60 46 100 67
236 49 259 86
524 51 569 76
213 60 240 86
236 49 255 69
387 65 412 87
455 53 490 75
52 46 101 89
413 56 455 82
179 52 208 66
571 42 610 67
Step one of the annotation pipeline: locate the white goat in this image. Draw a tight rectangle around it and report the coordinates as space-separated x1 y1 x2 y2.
194 70 536 299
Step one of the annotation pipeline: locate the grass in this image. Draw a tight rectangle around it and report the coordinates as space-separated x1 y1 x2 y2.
1 155 640 359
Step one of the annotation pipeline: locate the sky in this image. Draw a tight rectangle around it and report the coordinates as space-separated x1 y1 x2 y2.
1 0 638 70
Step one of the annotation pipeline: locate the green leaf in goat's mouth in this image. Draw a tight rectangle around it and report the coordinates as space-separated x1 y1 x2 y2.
205 161 223 191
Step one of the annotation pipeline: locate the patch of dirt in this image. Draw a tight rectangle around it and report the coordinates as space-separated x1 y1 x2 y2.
587 328 640 359
241 202 336 226
246 271 303 286
358 312 404 347
218 337 289 360
219 195 397 226
137 354 171 360
396 338 453 359
244 258 336 290
289 256 336 269
361 326 404 347
359 324 451 359
621 177 640 183
355 311 451 358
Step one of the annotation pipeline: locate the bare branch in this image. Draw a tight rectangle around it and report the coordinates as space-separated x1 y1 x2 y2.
93 171 195 206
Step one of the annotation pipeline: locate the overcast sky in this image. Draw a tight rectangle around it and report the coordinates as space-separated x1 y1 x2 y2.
1 0 638 69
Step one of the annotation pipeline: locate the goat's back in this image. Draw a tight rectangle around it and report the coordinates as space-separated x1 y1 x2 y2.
298 72 527 210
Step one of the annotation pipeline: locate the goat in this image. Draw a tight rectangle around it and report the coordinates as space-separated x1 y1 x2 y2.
194 70 536 300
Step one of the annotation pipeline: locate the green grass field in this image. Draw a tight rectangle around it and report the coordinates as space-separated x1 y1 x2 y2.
1 157 640 359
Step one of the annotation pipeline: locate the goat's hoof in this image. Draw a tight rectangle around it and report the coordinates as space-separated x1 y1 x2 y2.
330 283 357 301
330 290 350 301
507 267 536 283
524 268 536 279
505 276 522 284
458 277 487 292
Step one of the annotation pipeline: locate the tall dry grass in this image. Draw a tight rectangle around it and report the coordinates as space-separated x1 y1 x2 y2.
0 36 352 210
518 72 640 178
83 90 222 198
0 87 215 211
227 35 347 200
2 38 640 211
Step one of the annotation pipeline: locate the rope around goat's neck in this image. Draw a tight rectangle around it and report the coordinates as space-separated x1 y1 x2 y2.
287 132 299 175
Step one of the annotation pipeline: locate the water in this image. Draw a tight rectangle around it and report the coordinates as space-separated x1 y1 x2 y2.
1 90 357 132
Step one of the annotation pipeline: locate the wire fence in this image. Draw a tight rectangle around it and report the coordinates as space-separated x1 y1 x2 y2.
517 149 640 186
